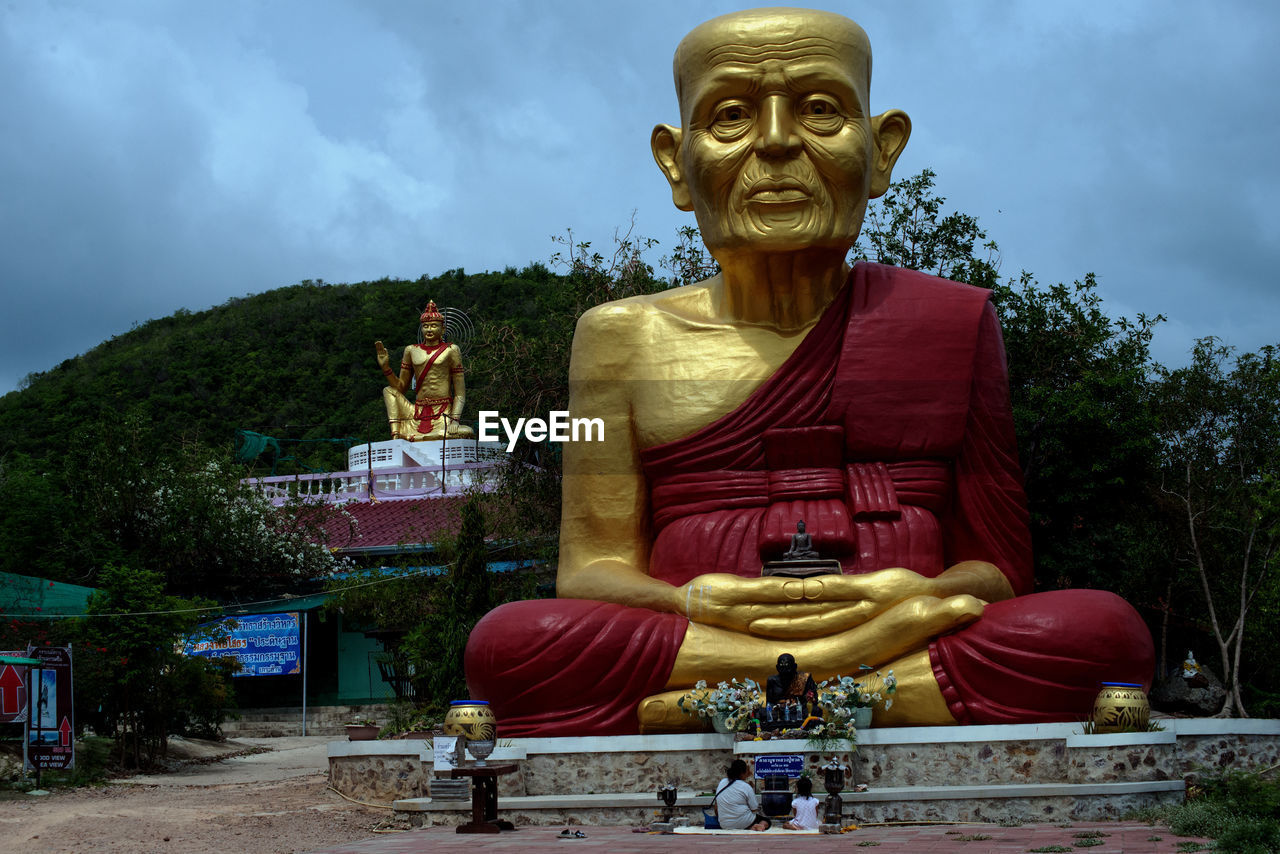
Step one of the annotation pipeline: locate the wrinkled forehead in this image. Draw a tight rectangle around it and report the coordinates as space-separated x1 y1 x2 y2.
673 8 872 120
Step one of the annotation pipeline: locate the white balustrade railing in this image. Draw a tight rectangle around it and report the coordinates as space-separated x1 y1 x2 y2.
243 462 497 505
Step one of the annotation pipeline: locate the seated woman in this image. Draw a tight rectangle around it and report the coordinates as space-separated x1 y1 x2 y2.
713 759 770 831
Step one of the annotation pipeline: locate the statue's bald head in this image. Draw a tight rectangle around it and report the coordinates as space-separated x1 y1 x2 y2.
673 8 873 126
652 7 909 256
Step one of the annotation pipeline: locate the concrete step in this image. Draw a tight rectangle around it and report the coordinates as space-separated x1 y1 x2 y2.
393 780 1186 827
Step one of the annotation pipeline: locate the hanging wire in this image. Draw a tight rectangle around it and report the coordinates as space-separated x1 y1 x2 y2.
0 538 540 620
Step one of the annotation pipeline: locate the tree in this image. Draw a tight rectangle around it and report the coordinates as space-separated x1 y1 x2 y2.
406 495 493 704
993 272 1164 600
853 167 1000 289
58 411 348 599
75 564 237 768
660 224 721 287
1153 340 1280 716
0 453 98 583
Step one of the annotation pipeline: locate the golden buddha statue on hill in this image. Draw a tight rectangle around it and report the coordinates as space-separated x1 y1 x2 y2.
463 7 1153 735
375 301 473 441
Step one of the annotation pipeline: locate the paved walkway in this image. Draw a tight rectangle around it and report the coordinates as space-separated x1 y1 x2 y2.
306 821 1207 853
110 736 332 786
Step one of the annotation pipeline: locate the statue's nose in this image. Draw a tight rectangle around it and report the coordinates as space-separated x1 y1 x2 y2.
755 95 802 158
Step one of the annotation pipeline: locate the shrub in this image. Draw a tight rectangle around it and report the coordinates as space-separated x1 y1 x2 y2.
1146 769 1280 850
1199 769 1280 818
1166 798 1239 838
1215 817 1280 854
34 735 114 788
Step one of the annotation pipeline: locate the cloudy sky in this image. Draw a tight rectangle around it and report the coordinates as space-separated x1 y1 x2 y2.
2 1 1276 394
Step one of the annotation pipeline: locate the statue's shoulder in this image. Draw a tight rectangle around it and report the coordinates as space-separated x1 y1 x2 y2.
572 284 714 381
578 281 716 331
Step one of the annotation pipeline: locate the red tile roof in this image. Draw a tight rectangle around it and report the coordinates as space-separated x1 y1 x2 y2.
320 496 469 552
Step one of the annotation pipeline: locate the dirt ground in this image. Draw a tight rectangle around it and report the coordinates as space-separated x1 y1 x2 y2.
0 777 395 854
0 738 399 854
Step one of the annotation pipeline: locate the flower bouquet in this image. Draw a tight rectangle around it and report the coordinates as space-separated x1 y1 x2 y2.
812 666 898 739
677 677 763 732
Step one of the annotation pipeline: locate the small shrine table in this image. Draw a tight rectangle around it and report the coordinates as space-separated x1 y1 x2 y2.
448 763 518 833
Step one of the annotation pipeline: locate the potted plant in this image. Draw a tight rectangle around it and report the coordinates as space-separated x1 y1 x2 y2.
399 709 443 740
677 677 763 732
344 717 380 741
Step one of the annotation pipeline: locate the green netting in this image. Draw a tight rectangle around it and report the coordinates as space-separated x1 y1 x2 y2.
0 572 96 616
234 429 282 464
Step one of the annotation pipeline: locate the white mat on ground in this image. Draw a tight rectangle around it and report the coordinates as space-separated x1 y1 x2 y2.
674 825 818 834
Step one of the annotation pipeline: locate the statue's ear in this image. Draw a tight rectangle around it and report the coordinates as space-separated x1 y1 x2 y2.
869 109 911 199
651 124 693 211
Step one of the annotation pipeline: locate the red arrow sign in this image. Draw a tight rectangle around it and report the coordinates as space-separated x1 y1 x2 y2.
0 665 24 716
60 717 72 747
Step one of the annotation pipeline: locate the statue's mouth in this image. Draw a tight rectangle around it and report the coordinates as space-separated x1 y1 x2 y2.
747 179 810 204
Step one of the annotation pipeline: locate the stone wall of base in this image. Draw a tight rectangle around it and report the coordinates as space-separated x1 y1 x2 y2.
507 749 728 797
328 719 1280 825
224 703 393 738
328 753 430 803
1177 733 1280 773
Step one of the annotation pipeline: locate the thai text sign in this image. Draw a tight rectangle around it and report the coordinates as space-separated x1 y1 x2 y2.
184 612 301 677
752 754 805 778
27 645 74 771
434 735 459 772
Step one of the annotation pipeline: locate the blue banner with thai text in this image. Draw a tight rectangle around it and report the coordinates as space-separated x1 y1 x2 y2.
752 754 805 778
182 612 301 677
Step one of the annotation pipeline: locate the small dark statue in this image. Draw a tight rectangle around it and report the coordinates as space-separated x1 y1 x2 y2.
781 520 818 560
762 520 841 578
761 653 821 730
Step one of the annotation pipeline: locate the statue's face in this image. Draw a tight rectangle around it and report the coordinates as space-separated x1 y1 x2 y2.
777 653 797 678
421 320 443 342
655 10 908 259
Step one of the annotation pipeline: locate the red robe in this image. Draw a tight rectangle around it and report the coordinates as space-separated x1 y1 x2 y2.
466 263 1152 734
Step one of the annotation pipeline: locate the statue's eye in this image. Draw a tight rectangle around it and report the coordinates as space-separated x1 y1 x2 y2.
798 96 843 133
711 102 752 141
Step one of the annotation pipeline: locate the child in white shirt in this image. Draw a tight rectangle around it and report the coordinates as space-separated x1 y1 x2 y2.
785 776 821 830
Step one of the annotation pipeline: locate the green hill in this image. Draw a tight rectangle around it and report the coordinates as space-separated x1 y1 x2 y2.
0 264 566 472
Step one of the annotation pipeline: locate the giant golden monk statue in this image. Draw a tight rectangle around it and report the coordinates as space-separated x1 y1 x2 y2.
466 8 1153 734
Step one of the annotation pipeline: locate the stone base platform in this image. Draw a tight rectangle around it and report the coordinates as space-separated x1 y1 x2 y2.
326 719 1280 827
